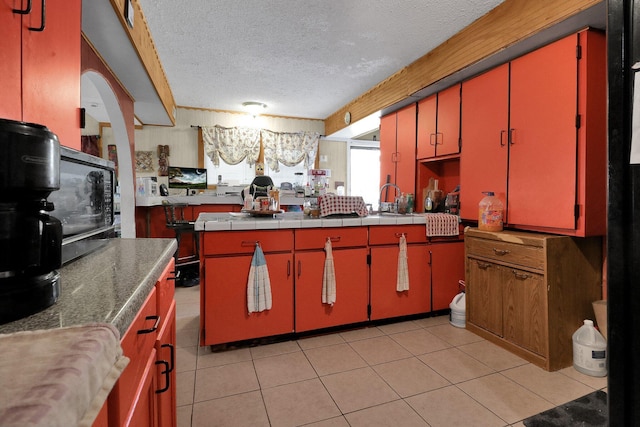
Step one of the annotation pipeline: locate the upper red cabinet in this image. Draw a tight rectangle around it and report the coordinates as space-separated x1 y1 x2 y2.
0 0 81 149
417 83 461 159
460 30 606 237
379 103 417 199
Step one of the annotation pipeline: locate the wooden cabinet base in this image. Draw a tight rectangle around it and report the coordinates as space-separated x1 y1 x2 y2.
465 321 550 370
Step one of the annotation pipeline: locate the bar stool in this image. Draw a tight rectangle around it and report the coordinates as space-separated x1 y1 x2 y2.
162 201 200 286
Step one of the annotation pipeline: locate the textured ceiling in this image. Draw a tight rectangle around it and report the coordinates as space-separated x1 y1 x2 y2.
137 0 505 120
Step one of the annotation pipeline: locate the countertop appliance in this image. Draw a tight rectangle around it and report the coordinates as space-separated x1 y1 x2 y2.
0 118 63 324
49 146 116 265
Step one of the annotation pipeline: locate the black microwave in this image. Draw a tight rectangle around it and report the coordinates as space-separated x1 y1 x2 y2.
48 146 116 264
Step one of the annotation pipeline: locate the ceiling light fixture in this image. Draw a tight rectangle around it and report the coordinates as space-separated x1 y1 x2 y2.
242 101 267 116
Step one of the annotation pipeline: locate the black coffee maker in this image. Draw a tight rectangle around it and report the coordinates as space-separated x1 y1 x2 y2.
0 118 63 324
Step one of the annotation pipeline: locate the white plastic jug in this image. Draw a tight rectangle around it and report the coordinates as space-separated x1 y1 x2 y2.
449 292 466 328
572 319 607 377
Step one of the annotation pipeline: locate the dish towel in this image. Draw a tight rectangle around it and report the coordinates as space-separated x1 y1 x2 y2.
425 213 460 237
397 234 410 292
322 238 336 306
247 243 272 313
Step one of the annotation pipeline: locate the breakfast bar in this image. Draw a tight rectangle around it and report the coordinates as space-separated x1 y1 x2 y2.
195 211 465 347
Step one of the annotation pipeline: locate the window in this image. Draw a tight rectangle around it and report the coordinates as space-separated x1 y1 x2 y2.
205 156 310 187
348 141 380 207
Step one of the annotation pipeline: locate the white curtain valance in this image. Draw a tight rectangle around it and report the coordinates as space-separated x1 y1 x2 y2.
261 129 320 172
202 125 261 166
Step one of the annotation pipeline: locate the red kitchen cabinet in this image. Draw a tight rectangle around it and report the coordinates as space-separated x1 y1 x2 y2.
380 104 417 200
417 84 461 159
201 230 295 345
106 258 177 427
155 301 176 427
203 252 294 345
108 287 159 426
460 30 606 236
430 241 465 311
294 227 369 332
459 63 509 221
369 225 431 320
0 0 81 149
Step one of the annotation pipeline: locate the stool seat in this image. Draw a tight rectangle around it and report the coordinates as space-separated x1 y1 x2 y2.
162 202 200 283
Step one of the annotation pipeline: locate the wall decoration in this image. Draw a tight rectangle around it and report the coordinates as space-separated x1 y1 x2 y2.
157 145 170 176
135 150 154 172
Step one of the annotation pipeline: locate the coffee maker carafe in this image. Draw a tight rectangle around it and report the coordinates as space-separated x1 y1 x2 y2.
0 119 63 324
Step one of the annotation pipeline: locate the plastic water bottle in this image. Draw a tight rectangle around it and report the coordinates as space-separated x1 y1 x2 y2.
478 192 503 231
572 319 607 377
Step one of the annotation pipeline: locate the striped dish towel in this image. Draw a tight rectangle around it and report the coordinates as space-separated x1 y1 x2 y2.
247 244 272 313
397 234 409 292
425 213 460 237
322 238 336 306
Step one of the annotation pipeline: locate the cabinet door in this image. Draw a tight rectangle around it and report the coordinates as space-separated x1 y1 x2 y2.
370 244 431 320
509 34 578 230
202 253 294 345
0 2 22 120
466 259 503 337
460 64 509 221
156 302 176 427
395 104 417 195
417 94 437 159
124 349 157 427
22 0 81 148
503 268 547 357
430 241 465 311
295 248 369 332
379 112 397 195
435 84 461 157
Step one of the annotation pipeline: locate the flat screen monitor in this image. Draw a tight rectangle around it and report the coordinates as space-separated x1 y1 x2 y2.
168 166 208 190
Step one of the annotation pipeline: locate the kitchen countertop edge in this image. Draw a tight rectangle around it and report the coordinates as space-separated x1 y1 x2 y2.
0 238 177 337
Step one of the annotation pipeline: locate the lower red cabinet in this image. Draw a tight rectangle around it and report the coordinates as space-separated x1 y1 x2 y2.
295 248 369 332
155 301 177 427
430 241 466 311
202 252 294 345
370 244 431 320
105 258 177 427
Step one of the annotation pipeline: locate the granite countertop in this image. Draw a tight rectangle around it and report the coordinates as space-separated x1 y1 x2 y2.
0 238 177 337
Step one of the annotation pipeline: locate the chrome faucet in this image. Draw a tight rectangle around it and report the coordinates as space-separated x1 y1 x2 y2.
378 183 401 213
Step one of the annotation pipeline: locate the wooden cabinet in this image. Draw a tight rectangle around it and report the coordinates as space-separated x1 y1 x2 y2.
460 30 606 237
201 230 294 345
417 84 461 159
369 225 431 320
294 228 369 332
380 104 417 199
107 259 177 426
0 0 81 149
465 228 602 371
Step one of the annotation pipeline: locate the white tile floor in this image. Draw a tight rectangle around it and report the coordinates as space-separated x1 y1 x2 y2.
174 285 607 427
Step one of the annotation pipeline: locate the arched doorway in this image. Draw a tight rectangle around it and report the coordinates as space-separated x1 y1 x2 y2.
81 71 136 238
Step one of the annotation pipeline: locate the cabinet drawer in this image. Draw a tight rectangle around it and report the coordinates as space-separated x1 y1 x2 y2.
204 230 293 255
295 227 368 250
369 225 427 245
156 258 175 323
466 237 544 270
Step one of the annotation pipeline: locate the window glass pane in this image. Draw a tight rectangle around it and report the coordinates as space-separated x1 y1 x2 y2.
205 156 309 187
